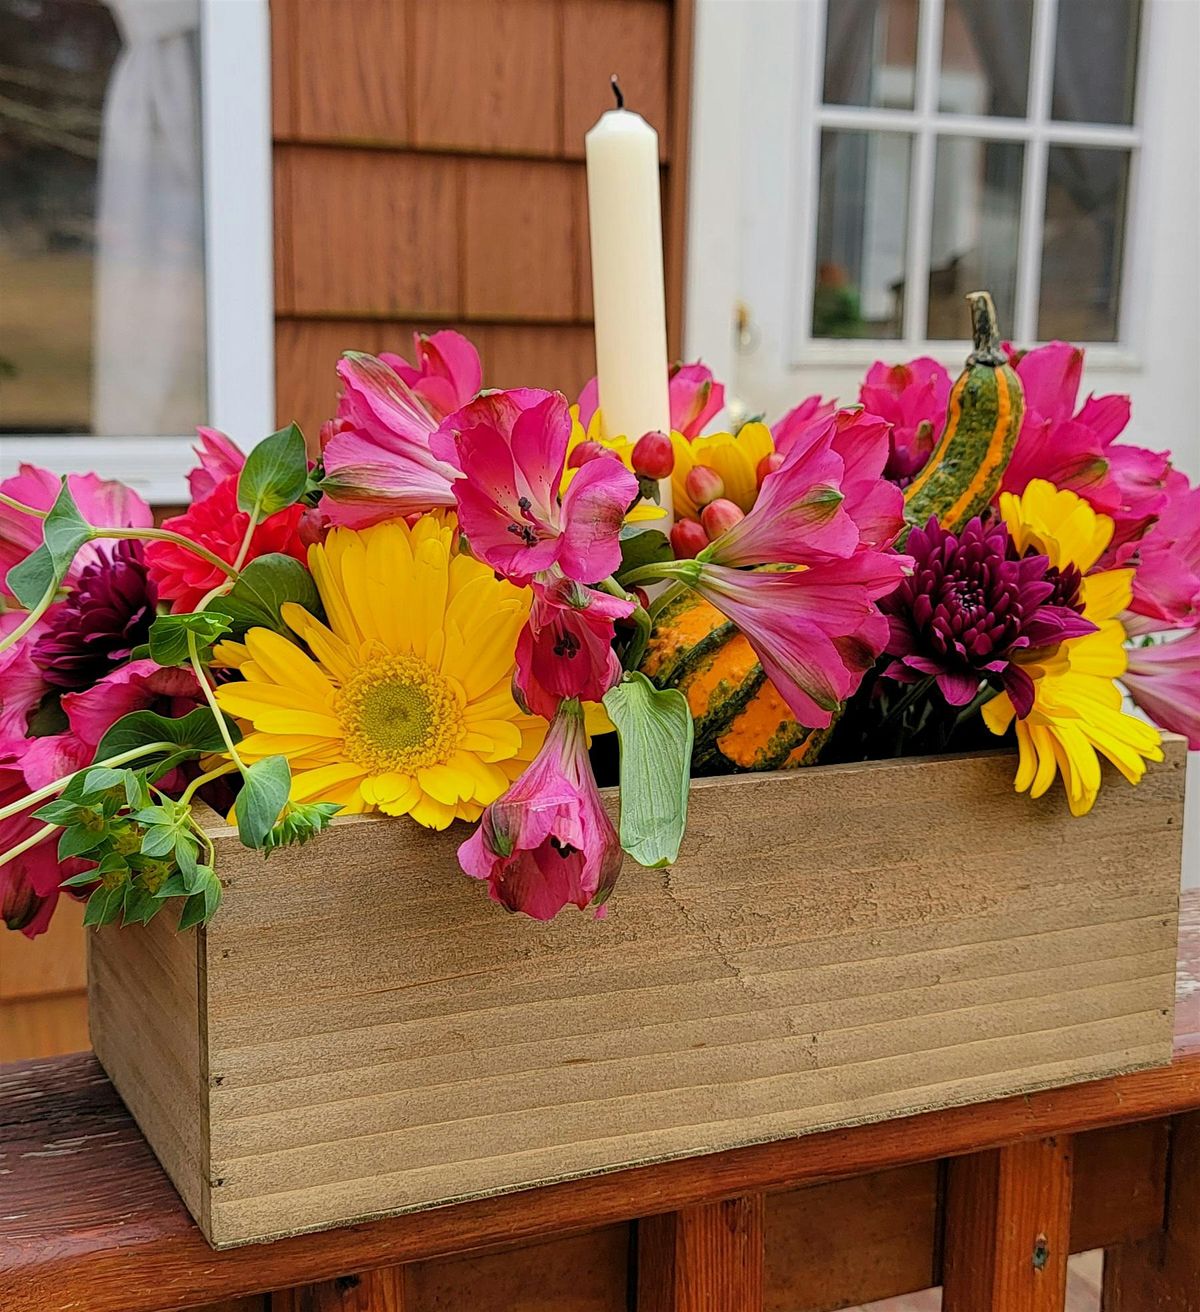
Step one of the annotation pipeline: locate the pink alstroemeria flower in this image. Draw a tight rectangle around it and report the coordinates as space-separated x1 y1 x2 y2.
515 575 634 719
1001 342 1173 546
578 360 725 439
703 408 904 568
187 428 245 502
771 394 838 458
1124 629 1200 749
656 552 910 727
379 329 483 422
1118 480 1200 631
458 698 622 920
0 464 152 598
0 611 53 738
858 358 951 483
320 353 461 527
432 389 637 585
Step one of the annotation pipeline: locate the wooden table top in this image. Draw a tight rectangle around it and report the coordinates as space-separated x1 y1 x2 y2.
2 891 1198 1312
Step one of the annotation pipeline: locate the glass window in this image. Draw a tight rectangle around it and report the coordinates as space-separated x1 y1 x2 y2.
1052 0 1141 125
1038 146 1130 342
0 0 206 437
928 137 1023 340
813 129 912 340
939 0 1033 118
823 0 919 111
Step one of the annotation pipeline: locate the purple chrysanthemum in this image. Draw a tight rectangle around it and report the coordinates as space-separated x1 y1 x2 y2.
880 516 1095 716
32 539 158 690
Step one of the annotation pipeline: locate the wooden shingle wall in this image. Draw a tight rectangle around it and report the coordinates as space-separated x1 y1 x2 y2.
271 0 695 439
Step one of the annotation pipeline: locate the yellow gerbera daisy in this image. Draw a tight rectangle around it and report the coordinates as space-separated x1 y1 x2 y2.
982 479 1162 815
670 422 775 519
214 514 546 830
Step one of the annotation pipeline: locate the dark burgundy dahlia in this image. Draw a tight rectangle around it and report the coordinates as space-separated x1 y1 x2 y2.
880 516 1094 716
32 539 158 690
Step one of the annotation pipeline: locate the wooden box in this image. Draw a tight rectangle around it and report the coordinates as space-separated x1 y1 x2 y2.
87 744 1187 1249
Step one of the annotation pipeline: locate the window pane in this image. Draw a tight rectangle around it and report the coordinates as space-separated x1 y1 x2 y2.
939 0 1033 117
813 129 912 340
0 0 206 436
1038 146 1130 342
823 0 919 110
927 137 1023 340
1053 0 1141 125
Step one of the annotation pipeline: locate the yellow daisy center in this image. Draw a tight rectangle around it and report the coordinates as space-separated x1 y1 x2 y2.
336 653 464 774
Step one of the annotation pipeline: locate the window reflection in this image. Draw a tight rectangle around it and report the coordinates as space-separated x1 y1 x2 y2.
0 0 206 437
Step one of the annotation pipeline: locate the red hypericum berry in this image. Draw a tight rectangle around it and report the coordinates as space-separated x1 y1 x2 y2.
684 464 725 509
756 451 785 484
701 498 745 541
567 440 611 469
631 430 675 480
670 518 709 559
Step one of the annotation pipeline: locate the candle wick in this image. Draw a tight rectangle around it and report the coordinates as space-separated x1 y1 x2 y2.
610 74 625 110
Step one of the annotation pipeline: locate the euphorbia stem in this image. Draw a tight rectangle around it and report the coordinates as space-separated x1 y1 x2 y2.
93 527 239 581
187 633 246 776
0 822 58 869
0 742 174 825
0 491 48 520
0 577 58 656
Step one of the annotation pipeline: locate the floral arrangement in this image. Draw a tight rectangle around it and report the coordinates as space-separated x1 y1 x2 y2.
1 297 1196 938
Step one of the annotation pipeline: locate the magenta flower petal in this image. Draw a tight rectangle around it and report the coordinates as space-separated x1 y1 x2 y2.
668 362 725 438
1121 481 1200 629
380 329 482 421
556 454 638 583
1124 629 1200 748
686 555 909 727
515 576 633 719
187 427 245 502
458 700 622 920
857 357 951 482
1012 341 1083 421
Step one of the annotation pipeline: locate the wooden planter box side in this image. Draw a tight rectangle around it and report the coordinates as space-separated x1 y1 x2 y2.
88 743 1187 1248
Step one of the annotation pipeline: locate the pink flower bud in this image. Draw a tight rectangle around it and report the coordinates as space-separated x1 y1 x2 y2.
297 506 331 548
756 451 785 485
567 440 612 469
701 498 745 541
670 518 709 559
684 464 725 510
631 430 675 480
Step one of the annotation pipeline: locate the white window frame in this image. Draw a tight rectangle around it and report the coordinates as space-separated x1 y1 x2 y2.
789 0 1149 368
0 0 275 505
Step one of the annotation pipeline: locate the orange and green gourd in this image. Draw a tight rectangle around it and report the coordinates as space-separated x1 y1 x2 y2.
900 290 1024 543
640 587 831 773
642 291 1024 773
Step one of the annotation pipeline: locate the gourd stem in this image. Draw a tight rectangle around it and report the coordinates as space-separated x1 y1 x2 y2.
965 290 1005 366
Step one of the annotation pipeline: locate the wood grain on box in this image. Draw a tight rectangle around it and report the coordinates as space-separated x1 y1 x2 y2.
87 746 1185 1249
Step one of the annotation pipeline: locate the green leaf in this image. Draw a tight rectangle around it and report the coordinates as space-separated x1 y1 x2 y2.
174 831 200 884
58 824 109 861
5 481 93 608
77 766 130 798
153 871 191 899
202 868 222 922
139 825 178 858
616 527 673 582
83 883 125 928
235 755 291 849
178 891 208 931
60 868 103 889
92 706 239 768
206 553 322 636
32 797 84 825
122 883 161 926
603 671 693 869
237 423 308 518
148 612 232 667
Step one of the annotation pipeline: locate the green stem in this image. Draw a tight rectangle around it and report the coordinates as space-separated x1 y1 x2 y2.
597 576 651 673
876 676 936 735
180 762 238 806
0 742 174 826
93 527 239 581
0 576 58 656
230 505 260 573
188 632 246 776
0 491 48 520
0 822 59 868
619 559 696 591
953 683 1000 728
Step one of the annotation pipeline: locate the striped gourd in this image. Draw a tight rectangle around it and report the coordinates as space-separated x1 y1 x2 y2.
640 589 830 774
901 290 1024 541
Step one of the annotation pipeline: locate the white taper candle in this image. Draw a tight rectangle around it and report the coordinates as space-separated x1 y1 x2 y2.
585 79 673 515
